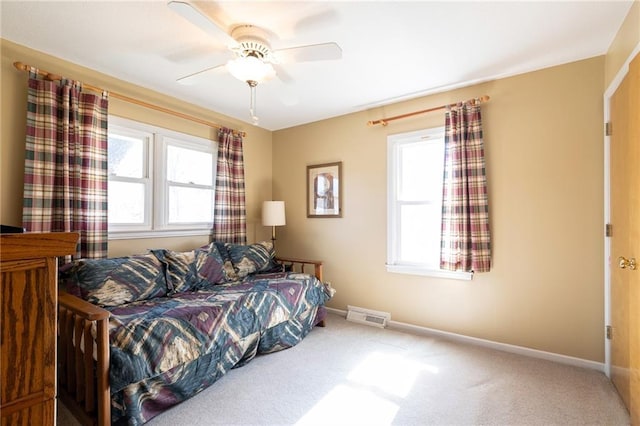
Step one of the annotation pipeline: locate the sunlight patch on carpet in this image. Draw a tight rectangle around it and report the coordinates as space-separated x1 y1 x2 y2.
295 351 438 425
295 384 398 425
347 351 438 398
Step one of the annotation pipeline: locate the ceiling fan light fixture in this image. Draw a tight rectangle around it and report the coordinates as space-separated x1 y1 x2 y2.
227 55 275 83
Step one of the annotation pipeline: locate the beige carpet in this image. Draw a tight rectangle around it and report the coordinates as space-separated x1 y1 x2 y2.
58 312 629 425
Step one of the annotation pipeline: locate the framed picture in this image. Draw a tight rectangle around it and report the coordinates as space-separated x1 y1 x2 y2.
307 161 342 218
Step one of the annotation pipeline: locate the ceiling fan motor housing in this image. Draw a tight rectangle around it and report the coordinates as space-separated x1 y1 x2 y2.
230 25 272 59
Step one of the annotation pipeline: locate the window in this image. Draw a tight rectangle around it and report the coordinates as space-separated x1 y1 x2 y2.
108 117 216 239
108 123 152 229
387 128 472 280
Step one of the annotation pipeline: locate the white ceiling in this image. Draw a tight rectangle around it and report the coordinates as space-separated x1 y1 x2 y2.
1 1 633 131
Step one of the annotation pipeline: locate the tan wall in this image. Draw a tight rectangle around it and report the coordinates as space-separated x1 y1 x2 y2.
0 38 612 362
273 57 605 362
605 0 640 89
1 39 273 256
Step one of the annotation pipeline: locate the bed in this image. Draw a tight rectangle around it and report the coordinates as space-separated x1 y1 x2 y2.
56 241 333 425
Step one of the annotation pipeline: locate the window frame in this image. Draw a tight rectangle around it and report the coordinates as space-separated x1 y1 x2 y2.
155 135 217 230
107 122 154 232
386 127 473 280
108 116 217 240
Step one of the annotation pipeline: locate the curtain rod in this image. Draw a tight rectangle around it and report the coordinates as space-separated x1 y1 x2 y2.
13 61 246 138
367 95 490 127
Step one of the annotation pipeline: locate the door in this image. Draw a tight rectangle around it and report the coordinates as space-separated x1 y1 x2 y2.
610 51 639 425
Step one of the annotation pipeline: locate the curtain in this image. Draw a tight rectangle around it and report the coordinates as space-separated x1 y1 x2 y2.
22 72 109 259
440 101 491 273
213 128 247 244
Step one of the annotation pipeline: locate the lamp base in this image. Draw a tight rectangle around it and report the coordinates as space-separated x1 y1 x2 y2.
271 226 277 249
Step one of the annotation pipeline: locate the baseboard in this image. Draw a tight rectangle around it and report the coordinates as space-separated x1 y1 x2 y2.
325 307 604 372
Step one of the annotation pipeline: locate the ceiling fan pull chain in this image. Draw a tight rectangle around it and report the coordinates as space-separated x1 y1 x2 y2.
248 80 259 125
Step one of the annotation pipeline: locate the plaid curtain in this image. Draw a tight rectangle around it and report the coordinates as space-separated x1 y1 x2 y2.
22 73 109 259
213 128 247 244
440 101 491 273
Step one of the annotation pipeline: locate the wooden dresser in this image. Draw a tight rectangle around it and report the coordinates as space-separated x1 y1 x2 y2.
1 232 78 426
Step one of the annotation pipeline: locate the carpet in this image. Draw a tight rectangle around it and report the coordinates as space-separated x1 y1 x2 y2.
58 312 629 425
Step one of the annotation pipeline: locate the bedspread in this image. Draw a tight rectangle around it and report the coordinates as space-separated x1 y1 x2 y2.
106 271 331 424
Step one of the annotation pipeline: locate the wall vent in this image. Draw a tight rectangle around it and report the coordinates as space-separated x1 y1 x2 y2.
346 305 391 328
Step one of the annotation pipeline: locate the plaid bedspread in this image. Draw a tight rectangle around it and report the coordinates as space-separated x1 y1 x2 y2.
106 272 332 425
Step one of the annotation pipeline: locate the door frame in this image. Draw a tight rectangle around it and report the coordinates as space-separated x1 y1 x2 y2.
603 42 640 378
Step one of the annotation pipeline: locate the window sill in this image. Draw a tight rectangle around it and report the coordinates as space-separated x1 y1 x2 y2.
386 264 473 280
108 228 213 240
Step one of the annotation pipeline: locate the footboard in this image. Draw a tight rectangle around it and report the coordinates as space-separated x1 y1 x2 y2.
58 291 110 426
275 257 323 282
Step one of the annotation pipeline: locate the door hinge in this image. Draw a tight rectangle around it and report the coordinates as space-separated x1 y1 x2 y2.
605 122 612 136
606 325 613 340
606 223 612 237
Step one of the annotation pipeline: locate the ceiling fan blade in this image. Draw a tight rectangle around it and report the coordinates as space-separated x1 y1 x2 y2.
167 1 237 48
273 42 342 64
176 63 226 85
273 64 294 84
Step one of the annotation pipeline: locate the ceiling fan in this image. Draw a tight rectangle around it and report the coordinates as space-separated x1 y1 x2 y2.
168 1 342 124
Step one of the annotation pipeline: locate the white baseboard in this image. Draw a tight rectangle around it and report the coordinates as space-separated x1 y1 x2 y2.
325 307 603 372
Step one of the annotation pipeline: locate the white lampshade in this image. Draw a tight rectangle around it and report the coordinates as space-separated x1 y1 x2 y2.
262 201 286 226
227 56 276 83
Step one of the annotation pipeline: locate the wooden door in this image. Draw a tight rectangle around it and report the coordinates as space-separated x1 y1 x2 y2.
610 51 639 425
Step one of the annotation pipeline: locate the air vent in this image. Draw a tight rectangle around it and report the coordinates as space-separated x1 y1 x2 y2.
346 305 391 328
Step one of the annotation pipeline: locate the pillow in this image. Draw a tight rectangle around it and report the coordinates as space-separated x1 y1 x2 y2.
151 249 200 294
70 254 168 307
213 242 241 283
152 243 238 293
224 241 275 279
196 242 237 284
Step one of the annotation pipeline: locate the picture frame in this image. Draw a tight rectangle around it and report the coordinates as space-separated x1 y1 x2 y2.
307 161 342 218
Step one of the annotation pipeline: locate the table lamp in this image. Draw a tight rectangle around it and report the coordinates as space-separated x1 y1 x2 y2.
262 201 286 245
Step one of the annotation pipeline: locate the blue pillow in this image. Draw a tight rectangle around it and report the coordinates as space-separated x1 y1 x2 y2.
213 242 241 282
152 243 237 293
151 249 200 294
195 242 237 284
70 254 168 307
223 241 275 279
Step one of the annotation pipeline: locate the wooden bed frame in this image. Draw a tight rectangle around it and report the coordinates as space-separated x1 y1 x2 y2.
57 257 323 426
